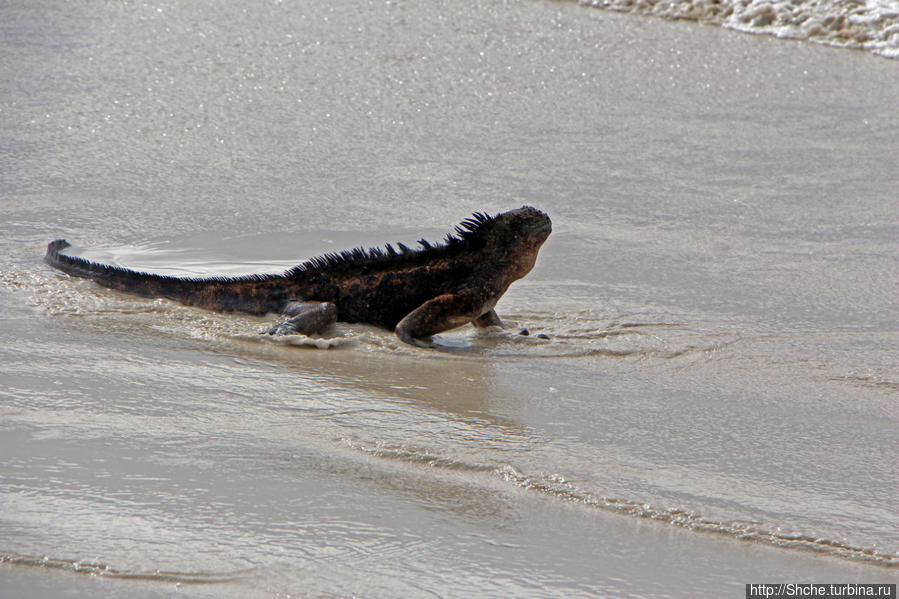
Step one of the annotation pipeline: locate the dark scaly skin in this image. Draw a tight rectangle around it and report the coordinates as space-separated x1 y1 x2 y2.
44 206 552 345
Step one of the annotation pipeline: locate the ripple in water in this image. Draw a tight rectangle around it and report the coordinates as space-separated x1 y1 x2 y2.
344 439 898 567
0 553 249 584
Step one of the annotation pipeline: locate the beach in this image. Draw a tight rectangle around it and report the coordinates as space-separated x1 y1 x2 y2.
1 0 897 596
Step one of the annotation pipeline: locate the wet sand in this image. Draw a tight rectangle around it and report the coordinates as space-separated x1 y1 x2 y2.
1 0 897 596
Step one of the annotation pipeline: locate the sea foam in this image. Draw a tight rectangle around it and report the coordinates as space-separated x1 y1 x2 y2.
577 0 899 58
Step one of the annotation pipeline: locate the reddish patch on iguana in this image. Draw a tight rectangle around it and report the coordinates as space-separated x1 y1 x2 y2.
44 206 551 346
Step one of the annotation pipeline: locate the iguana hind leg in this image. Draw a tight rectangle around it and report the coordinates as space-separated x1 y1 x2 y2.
267 301 337 336
395 293 482 347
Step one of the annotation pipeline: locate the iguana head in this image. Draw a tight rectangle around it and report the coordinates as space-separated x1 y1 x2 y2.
483 206 552 281
495 205 552 242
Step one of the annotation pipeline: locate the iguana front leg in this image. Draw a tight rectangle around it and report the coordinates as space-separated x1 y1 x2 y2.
267 301 337 336
395 293 484 347
473 309 503 328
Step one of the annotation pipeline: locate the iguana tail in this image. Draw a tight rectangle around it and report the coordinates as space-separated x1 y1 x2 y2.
44 239 289 315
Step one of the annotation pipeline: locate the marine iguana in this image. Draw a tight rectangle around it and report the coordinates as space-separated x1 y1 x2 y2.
44 206 552 346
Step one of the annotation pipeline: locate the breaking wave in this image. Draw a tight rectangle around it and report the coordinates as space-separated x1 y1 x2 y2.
575 0 899 59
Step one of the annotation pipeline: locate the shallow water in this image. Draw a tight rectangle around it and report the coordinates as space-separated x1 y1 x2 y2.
2 0 898 597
